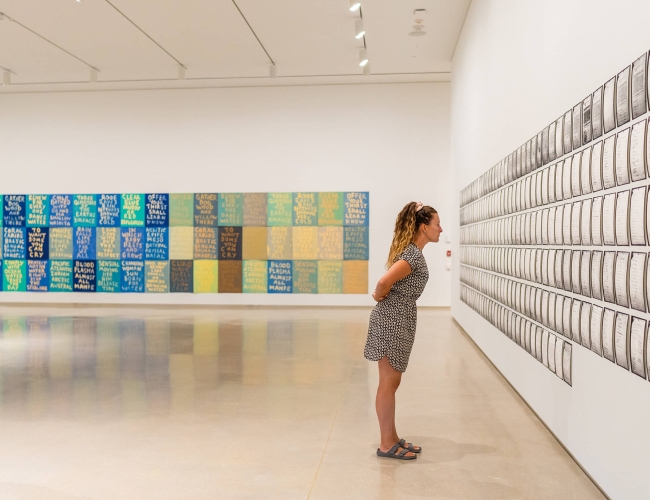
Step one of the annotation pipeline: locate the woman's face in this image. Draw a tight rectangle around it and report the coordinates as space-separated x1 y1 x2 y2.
423 213 442 243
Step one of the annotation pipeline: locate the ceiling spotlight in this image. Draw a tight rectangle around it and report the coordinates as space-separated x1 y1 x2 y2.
2 70 10 86
359 49 368 67
355 19 365 39
349 1 361 12
269 64 277 78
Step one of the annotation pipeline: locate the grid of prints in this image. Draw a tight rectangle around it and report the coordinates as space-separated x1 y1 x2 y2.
459 51 650 386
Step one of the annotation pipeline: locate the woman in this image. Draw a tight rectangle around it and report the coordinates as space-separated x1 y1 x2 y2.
364 201 442 460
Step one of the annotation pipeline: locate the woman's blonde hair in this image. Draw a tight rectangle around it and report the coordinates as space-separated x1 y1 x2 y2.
386 202 437 269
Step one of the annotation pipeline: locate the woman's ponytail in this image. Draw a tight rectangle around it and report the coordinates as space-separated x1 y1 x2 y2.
385 202 437 269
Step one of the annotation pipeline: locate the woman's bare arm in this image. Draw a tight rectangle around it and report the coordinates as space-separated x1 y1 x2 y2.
372 260 412 302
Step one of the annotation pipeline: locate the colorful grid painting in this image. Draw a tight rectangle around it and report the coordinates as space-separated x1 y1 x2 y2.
0 192 369 294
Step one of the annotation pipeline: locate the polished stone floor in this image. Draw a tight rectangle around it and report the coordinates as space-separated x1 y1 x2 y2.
0 306 604 500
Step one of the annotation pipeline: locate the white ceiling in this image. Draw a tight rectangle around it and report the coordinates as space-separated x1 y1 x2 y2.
0 0 470 92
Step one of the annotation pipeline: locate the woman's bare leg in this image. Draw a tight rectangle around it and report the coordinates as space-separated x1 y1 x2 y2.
376 357 414 456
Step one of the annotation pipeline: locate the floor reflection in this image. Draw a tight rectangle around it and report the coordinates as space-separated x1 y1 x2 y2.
0 307 606 500
0 310 365 419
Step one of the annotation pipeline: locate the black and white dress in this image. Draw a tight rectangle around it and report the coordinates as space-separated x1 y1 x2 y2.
364 243 429 372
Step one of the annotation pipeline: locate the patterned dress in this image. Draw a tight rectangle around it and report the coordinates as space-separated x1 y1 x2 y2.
364 243 429 372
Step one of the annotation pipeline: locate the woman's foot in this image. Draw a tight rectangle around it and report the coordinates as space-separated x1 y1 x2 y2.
397 438 421 453
377 442 417 460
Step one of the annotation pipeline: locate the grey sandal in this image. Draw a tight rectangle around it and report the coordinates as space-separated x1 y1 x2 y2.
376 442 417 460
398 438 421 453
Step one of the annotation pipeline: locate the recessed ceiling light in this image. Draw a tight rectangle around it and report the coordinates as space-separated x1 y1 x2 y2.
349 1 361 12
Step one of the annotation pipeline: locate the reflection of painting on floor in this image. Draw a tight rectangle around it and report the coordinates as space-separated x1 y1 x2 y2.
0 192 369 294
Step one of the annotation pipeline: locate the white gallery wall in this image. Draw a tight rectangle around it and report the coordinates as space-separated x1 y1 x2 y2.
451 1 650 498
0 82 452 306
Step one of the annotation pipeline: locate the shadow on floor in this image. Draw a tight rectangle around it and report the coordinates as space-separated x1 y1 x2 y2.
373 439 521 500
406 436 497 464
